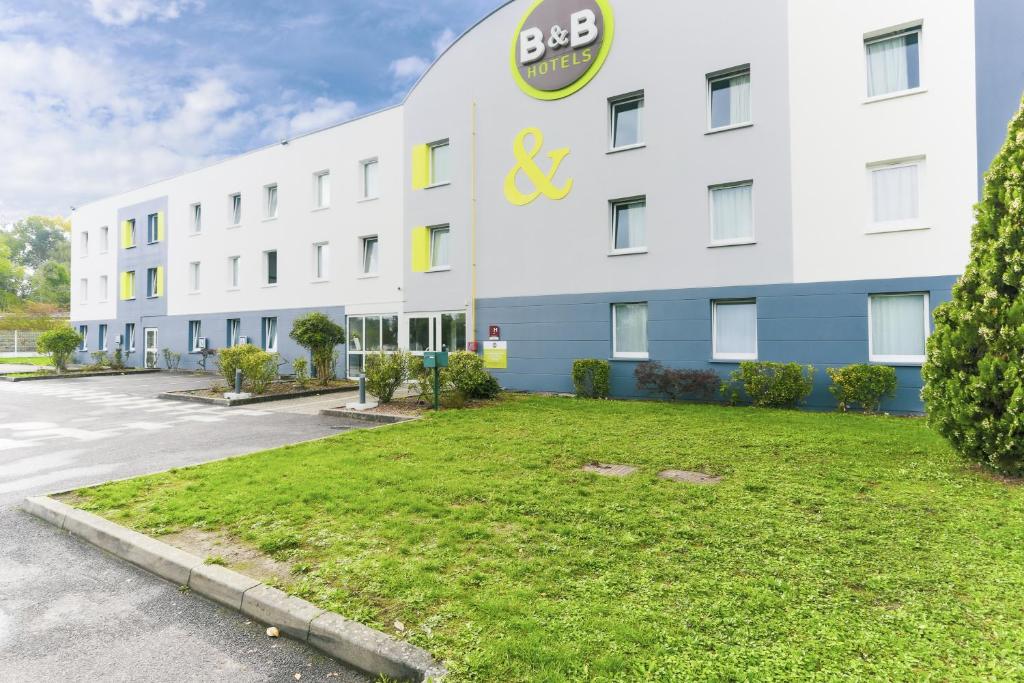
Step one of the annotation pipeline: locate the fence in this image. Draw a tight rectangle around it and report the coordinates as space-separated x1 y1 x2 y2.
0 330 45 354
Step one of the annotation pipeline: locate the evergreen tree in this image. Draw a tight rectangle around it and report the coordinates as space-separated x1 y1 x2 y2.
923 99 1024 474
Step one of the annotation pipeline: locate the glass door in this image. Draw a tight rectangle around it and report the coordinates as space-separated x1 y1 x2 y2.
144 327 159 369
407 312 467 355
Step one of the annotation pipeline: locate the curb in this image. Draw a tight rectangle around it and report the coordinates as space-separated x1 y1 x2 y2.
319 408 419 424
159 385 357 407
2 369 161 382
22 496 446 682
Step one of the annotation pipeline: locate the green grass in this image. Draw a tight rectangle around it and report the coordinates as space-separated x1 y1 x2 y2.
74 396 1024 681
0 356 51 366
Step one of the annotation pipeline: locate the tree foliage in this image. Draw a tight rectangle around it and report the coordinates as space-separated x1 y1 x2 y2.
289 312 345 384
1 215 71 311
37 326 82 373
923 99 1024 474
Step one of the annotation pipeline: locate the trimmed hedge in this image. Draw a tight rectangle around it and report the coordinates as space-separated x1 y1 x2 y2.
828 364 897 413
723 361 815 409
572 359 610 399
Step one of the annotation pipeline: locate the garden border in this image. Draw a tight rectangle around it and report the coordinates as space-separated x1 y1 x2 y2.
159 384 357 407
21 496 447 682
2 368 161 382
319 408 419 424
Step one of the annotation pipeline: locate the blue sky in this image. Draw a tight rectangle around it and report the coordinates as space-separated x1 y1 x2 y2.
0 0 504 223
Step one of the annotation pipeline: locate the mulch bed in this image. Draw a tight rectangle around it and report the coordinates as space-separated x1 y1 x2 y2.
184 379 356 400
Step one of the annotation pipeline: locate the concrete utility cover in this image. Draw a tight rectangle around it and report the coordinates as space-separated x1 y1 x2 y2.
658 470 723 485
583 463 638 477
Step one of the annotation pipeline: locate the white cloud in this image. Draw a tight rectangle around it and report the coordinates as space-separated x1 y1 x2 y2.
387 27 457 89
87 0 204 26
284 98 360 138
432 28 457 56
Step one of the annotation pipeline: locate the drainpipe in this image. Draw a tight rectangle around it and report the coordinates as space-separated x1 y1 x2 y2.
470 99 478 351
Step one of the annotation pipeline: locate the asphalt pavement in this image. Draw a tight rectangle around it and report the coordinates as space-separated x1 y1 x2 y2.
0 372 370 682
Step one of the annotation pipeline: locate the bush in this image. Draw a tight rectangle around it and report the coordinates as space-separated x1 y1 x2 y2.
289 313 345 385
162 348 182 371
572 359 610 399
828 365 897 413
292 357 310 389
923 98 1024 474
88 351 110 370
635 362 719 401
217 344 279 394
723 361 815 409
110 347 126 370
365 351 411 403
196 347 217 373
36 326 82 373
447 351 501 399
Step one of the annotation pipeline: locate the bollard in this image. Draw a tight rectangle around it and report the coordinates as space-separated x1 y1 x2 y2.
359 373 367 404
234 368 242 394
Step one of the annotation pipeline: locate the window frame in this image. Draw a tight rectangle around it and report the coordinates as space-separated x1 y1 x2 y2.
313 242 329 281
866 157 925 234
228 193 242 227
190 203 202 234
228 256 240 289
125 323 136 352
868 292 930 364
188 320 203 353
264 183 279 220
360 158 380 200
146 268 158 298
708 180 756 246
427 140 451 187
99 226 109 254
263 250 278 286
428 225 451 271
80 231 89 257
79 277 88 304
98 324 108 351
712 299 759 361
608 91 645 152
99 275 108 302
611 302 650 360
226 318 241 348
78 325 88 352
864 25 923 101
124 270 136 300
609 196 647 255
189 261 201 293
146 213 159 244
707 65 753 133
126 219 136 248
360 236 379 276
262 316 278 353
314 170 331 209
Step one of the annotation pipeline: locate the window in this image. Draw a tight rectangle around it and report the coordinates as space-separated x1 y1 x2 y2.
441 312 466 352
189 261 201 292
429 225 450 269
80 231 89 256
78 325 88 352
188 321 202 353
262 317 278 352
870 293 929 363
125 323 136 352
710 182 754 244
122 270 136 300
362 159 379 199
191 203 202 233
612 303 648 359
429 141 450 186
264 250 278 285
125 219 136 248
361 236 379 275
346 315 400 376
79 278 88 303
228 256 240 289
315 171 330 208
226 319 240 348
610 92 644 150
708 67 752 130
147 213 159 243
314 242 329 280
610 197 646 253
713 300 758 361
869 159 921 230
98 324 108 351
99 275 108 302
866 27 921 98
99 226 109 253
146 267 159 298
229 193 242 226
265 184 278 219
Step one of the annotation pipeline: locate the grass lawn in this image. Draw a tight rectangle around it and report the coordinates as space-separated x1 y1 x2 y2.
74 396 1024 681
0 356 51 366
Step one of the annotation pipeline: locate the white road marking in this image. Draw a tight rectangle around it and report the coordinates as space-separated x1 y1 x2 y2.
0 464 119 494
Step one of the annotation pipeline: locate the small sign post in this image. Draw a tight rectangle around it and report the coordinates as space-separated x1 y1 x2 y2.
423 351 450 411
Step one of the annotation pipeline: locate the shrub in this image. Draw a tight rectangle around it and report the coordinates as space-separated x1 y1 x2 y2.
217 344 279 394
365 351 411 403
196 346 217 373
36 326 82 373
572 359 610 399
635 362 719 401
723 361 815 409
289 313 345 385
110 347 126 370
409 355 439 400
447 351 501 399
828 364 897 413
88 351 110 370
292 357 310 389
923 98 1024 474
162 348 182 371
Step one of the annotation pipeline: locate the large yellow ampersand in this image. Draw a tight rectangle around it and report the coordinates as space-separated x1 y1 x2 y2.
504 127 573 206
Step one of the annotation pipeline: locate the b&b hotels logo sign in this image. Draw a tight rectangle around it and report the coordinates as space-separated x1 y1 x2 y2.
510 0 615 100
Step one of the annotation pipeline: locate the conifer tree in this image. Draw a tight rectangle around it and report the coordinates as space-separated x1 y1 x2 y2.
923 99 1024 474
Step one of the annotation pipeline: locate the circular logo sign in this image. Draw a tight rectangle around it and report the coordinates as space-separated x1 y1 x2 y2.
510 0 615 100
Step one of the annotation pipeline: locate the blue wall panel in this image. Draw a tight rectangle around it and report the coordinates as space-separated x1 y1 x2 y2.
975 0 1024 191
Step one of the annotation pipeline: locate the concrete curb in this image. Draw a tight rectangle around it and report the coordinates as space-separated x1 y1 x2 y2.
159 385 357 407
319 408 419 424
2 369 161 382
22 496 446 682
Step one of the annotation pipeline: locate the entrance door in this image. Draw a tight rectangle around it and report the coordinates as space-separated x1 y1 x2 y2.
408 312 467 354
144 327 159 369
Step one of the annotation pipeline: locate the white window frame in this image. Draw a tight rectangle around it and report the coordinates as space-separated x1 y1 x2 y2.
190 203 202 233
229 193 242 227
146 213 159 244
189 261 201 293
611 302 649 360
263 250 278 286
608 91 645 152
78 325 88 352
146 268 158 298
361 158 379 200
99 226 109 254
228 256 240 289
428 225 451 271
262 317 278 353
99 275 108 302
709 181 756 246
98 324 108 351
124 271 136 300
712 299 759 361
866 157 925 234
126 219 136 248
428 140 450 187
79 278 88 304
125 323 136 352
707 66 752 133
80 231 89 257
864 25 923 101
609 196 647 255
264 184 278 220
226 318 240 348
188 320 202 353
313 242 329 281
314 170 331 209
361 236 379 276
868 292 930 364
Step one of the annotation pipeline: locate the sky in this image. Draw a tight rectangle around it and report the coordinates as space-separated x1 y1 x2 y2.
0 0 504 224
